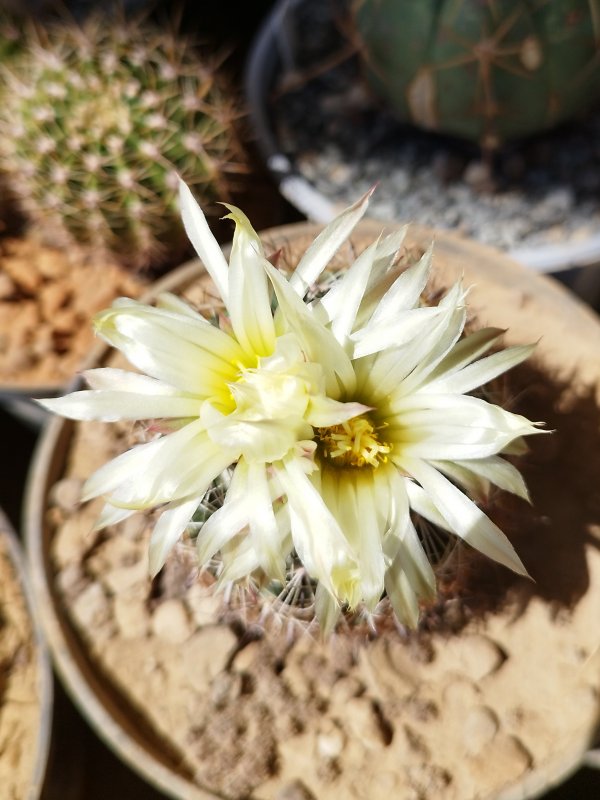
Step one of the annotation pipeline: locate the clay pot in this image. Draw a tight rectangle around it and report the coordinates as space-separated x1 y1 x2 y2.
25 222 600 799
0 506 53 799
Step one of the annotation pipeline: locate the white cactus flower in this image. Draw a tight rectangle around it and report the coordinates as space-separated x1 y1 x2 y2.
40 179 544 631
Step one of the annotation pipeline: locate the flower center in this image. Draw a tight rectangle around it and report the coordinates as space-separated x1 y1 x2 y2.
316 414 391 469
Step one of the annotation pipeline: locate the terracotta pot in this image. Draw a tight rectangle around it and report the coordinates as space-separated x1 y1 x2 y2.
25 222 600 799
0 507 53 799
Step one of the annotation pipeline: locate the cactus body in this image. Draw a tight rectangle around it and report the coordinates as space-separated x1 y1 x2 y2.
0 16 241 267
352 0 600 148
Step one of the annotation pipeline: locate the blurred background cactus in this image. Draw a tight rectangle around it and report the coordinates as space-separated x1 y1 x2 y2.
0 13 22 60
0 12 243 269
351 0 600 150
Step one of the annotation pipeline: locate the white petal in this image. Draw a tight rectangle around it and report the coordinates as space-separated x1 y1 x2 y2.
404 478 453 532
384 465 411 537
93 313 240 398
82 368 184 394
277 457 358 601
428 458 491 501
385 517 437 628
391 283 468 394
218 536 262 584
354 472 386 609
361 284 466 399
264 259 356 397
402 457 529 576
353 227 409 327
422 327 505 386
364 227 409 293
351 306 441 359
98 303 241 371
84 420 235 509
315 583 342 636
393 518 436 595
434 456 531 502
94 503 137 530
82 435 174 502
385 562 420 628
323 238 379 343
99 299 246 365
388 394 543 460
223 204 276 357
306 396 370 427
247 460 286 581
178 178 229 302
290 188 373 295
206 411 304 463
369 244 433 326
38 390 200 422
148 495 202 577
196 462 250 565
426 344 536 395
155 292 206 320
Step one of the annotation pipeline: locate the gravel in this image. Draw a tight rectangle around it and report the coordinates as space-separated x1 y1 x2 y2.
267 0 600 254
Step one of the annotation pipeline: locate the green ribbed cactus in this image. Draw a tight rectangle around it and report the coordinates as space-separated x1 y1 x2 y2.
352 0 600 148
0 15 241 268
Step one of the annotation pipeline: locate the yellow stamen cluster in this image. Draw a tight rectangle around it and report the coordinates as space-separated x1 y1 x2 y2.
317 415 391 468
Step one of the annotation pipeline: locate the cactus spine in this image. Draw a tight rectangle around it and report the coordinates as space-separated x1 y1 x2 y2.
0 15 242 267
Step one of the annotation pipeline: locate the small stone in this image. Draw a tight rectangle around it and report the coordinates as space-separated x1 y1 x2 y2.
232 640 262 672
120 514 147 541
52 307 78 335
113 594 149 639
71 581 110 629
406 763 451 794
442 678 480 709
5 257 42 294
52 516 89 568
316 719 345 760
439 634 505 681
181 628 238 687
103 559 148 594
55 564 87 597
151 599 191 644
344 697 392 749
40 282 70 320
49 477 83 512
330 675 365 704
464 160 495 193
432 151 466 183
463 734 532 795
463 706 499 754
36 248 68 279
185 583 222 626
404 695 438 722
72 264 123 313
209 671 242 709
275 780 317 800
0 272 15 299
30 323 54 358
